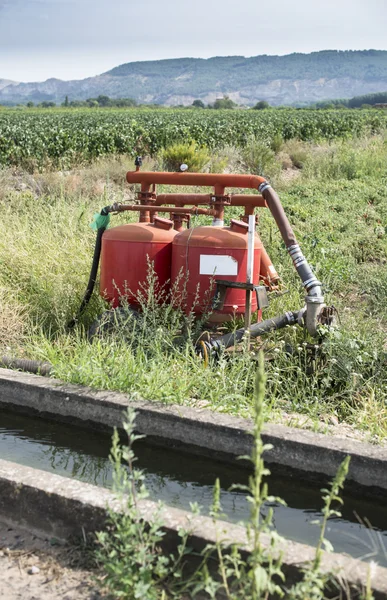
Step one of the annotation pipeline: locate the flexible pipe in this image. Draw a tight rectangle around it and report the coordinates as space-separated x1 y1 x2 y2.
1 356 52 376
198 310 301 354
258 183 324 336
67 206 109 329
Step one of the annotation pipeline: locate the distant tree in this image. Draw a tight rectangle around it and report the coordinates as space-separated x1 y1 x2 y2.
26 101 34 108
64 95 69 107
114 97 137 107
253 100 270 110
39 101 56 108
192 99 205 108
212 95 237 109
69 100 87 107
96 95 111 107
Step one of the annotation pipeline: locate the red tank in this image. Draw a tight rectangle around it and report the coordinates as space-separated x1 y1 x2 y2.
100 217 177 308
171 220 263 323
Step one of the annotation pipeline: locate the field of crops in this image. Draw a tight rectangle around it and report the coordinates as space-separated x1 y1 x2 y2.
1 107 386 170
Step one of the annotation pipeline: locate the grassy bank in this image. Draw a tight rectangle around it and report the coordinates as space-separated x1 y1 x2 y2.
0 135 386 440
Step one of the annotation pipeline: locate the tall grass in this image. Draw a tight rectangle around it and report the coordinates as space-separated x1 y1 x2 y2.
0 136 386 440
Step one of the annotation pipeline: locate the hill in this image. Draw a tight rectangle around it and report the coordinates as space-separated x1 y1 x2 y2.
1 50 387 106
314 90 387 108
0 79 17 91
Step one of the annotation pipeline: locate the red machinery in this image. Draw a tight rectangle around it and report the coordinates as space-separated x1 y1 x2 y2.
100 217 177 308
170 222 263 322
75 157 329 350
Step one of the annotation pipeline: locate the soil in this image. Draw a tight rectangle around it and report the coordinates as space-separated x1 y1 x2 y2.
0 519 104 600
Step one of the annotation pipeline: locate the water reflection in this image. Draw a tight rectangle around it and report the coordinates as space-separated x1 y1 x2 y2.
1 409 387 566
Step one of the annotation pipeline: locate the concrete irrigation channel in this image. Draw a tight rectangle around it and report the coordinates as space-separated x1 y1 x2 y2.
1 367 387 597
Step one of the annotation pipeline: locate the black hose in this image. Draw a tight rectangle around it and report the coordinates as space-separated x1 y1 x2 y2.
198 310 301 355
67 207 110 329
1 356 52 376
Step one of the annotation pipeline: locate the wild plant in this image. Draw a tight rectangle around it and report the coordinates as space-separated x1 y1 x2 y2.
94 409 192 599
189 351 286 600
287 455 351 600
95 353 360 600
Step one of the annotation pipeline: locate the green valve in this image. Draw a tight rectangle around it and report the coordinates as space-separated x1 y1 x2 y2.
90 212 110 231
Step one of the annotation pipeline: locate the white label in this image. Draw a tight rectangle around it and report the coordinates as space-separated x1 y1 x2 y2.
199 255 238 276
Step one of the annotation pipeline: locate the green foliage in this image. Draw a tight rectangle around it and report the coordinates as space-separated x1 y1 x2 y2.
283 139 309 168
39 101 56 108
94 409 191 599
211 95 237 109
240 136 277 177
192 99 205 108
161 140 210 172
269 133 284 153
1 133 387 439
315 90 387 109
95 355 355 600
0 107 386 170
191 353 286 600
253 101 270 110
288 456 351 600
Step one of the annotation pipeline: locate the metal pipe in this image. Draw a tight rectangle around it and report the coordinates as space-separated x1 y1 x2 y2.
139 182 151 223
126 171 266 189
244 215 255 332
155 193 267 208
198 310 301 354
112 205 216 216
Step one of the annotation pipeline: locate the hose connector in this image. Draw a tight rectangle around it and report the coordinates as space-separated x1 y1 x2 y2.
258 182 272 193
304 295 325 337
287 244 325 336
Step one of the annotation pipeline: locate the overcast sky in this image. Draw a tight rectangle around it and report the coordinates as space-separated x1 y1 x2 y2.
1 0 386 82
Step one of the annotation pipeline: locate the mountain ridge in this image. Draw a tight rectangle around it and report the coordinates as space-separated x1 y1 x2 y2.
1 50 387 106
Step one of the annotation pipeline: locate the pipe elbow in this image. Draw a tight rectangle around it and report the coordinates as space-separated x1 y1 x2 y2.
304 295 325 337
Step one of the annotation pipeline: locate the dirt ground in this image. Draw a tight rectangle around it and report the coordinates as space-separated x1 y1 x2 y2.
0 519 104 600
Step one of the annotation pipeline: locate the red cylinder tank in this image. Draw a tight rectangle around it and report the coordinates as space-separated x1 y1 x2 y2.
171 220 263 323
100 217 177 308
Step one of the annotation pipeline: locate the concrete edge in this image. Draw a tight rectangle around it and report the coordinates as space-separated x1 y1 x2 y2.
0 458 386 599
1 368 387 496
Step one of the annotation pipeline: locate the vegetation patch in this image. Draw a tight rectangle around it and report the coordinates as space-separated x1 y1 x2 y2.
0 128 386 441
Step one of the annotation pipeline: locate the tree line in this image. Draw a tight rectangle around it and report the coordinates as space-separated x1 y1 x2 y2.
16 95 271 110
314 91 387 109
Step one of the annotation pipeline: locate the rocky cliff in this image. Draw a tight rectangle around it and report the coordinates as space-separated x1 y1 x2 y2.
1 50 387 106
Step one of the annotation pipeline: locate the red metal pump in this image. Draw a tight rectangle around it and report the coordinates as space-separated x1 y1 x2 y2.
73 157 329 348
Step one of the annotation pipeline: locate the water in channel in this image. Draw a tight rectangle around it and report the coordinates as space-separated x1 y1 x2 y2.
1 408 387 567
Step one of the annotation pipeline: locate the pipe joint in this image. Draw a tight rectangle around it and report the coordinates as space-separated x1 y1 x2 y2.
258 182 271 193
304 295 325 337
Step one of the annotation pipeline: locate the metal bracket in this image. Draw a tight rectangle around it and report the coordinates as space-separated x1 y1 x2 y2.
209 195 231 205
137 191 156 202
212 280 269 310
